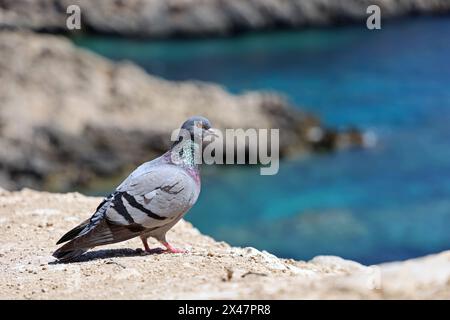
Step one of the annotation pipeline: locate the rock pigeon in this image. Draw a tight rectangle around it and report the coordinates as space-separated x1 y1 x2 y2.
53 116 215 262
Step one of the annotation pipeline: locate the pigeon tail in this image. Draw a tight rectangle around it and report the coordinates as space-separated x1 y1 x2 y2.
56 219 90 245
53 220 142 262
53 245 87 262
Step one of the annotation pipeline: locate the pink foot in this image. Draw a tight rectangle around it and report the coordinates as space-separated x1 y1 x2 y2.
142 238 151 251
141 238 164 254
161 241 188 254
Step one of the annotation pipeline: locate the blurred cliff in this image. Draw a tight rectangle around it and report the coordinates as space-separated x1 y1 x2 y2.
1 0 450 38
1 0 445 191
0 31 365 191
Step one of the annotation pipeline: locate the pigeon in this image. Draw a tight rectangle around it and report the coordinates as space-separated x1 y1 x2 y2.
53 116 216 262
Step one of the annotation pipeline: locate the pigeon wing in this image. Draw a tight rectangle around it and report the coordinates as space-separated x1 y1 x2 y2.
109 164 199 229
53 163 198 261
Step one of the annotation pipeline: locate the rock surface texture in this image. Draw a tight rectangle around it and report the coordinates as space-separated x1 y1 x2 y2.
1 0 450 37
0 31 363 191
0 189 449 299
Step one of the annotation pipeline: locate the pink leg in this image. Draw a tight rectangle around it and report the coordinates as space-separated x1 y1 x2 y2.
142 238 151 252
141 238 164 254
160 241 187 254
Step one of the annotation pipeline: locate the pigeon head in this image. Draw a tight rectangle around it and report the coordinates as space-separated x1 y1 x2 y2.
179 116 216 141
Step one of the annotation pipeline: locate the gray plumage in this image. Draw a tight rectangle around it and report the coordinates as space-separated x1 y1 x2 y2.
53 116 213 262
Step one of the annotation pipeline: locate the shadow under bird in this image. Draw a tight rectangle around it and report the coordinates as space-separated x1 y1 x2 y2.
53 116 216 262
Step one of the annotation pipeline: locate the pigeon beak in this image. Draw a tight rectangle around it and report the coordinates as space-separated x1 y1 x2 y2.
204 128 219 139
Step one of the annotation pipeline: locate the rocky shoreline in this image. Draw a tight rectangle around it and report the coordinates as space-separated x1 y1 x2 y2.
1 0 450 38
0 30 366 191
0 189 449 299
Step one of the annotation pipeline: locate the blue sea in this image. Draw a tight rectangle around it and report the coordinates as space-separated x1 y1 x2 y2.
73 17 450 264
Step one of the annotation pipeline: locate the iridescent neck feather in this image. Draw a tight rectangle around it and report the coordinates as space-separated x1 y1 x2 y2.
166 137 201 169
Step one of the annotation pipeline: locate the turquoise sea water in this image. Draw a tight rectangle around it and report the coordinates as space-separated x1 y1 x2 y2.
74 17 450 264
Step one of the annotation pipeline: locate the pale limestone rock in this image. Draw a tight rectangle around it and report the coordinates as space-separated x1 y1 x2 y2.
1 190 448 298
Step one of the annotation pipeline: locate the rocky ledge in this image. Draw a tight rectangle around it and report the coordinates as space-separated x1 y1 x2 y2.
0 189 449 299
0 31 365 191
1 0 450 38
